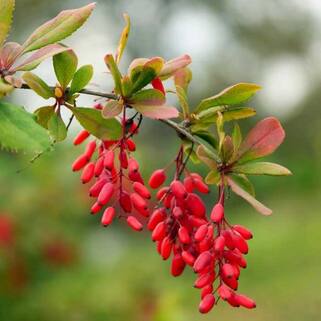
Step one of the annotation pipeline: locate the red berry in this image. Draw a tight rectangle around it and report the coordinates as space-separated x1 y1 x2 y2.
182 251 195 266
84 141 97 159
151 77 165 95
195 225 208 242
128 158 139 173
178 226 190 244
89 178 108 197
148 208 166 231
152 221 167 241
104 150 115 170
194 273 215 289
170 180 187 199
101 207 116 226
199 294 215 314
126 216 143 231
72 154 89 172
185 193 206 217
81 162 95 184
201 285 213 299
130 193 148 211
160 236 172 260
218 284 233 301
210 203 224 223
183 176 194 193
149 169 166 189
73 130 90 145
97 183 114 206
193 251 213 273
126 139 136 151
234 294 256 309
233 225 253 240
221 263 235 279
119 192 132 213
91 202 102 215
194 179 210 194
133 182 151 199
94 156 104 177
171 253 186 277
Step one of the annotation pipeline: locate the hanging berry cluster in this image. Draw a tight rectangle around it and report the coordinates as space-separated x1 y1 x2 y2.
0 3 291 316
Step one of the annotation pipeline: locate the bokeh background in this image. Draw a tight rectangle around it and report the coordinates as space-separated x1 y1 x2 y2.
1 0 321 320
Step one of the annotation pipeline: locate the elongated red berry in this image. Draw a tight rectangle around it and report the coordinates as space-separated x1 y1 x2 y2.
133 182 151 199
152 221 166 241
160 236 172 260
171 253 186 277
182 251 195 266
185 193 206 217
84 141 97 159
233 233 249 254
183 176 194 193
193 251 212 273
195 225 208 242
94 156 104 177
126 216 143 231
130 193 148 210
89 178 108 197
178 226 190 244
119 192 132 213
156 187 169 200
101 207 116 226
126 139 136 151
128 158 139 173
233 225 253 240
73 130 90 145
218 284 232 301
194 179 210 194
199 294 215 313
128 170 144 184
97 183 114 206
194 273 215 289
201 284 213 299
234 294 256 309
221 263 235 279
81 162 95 184
214 235 225 253
91 202 102 214
72 154 89 171
148 208 166 231
211 203 224 222
119 150 128 169
170 180 187 199
149 169 166 189
104 150 114 170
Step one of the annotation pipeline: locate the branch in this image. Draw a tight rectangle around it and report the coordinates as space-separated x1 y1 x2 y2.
18 84 221 163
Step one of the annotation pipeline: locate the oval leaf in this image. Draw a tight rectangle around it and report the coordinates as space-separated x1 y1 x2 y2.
128 88 165 106
21 3 95 53
47 113 67 142
196 83 261 113
237 117 286 164
34 106 54 129
159 54 192 80
72 107 122 140
105 54 122 95
115 13 130 64
22 72 53 99
233 162 292 176
0 0 15 46
133 104 178 120
102 100 123 119
69 64 93 95
0 101 51 153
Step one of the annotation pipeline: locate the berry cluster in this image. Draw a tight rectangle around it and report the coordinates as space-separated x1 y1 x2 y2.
72 104 149 231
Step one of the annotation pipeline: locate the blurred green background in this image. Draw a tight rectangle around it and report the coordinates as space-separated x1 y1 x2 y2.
1 0 321 320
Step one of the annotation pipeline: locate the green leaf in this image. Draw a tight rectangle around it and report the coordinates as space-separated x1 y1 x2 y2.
222 135 234 163
232 123 242 153
69 64 93 95
22 72 53 99
121 75 132 97
182 140 200 164
196 145 218 169
105 54 122 95
47 113 67 142
0 101 51 153
72 107 122 140
34 106 54 129
227 176 272 215
191 130 217 150
0 0 15 46
53 49 78 89
0 77 14 98
228 174 255 197
205 170 220 185
159 54 192 80
128 88 165 106
195 83 261 113
175 86 189 118
115 13 130 65
237 117 286 164
233 162 292 176
12 44 69 72
21 3 95 53
102 100 123 119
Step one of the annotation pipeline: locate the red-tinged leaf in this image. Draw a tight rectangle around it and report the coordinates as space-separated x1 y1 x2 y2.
127 89 165 106
105 54 122 95
237 117 285 163
159 54 192 80
0 0 15 46
0 42 22 69
196 145 218 169
102 100 123 119
227 176 272 215
12 44 69 71
133 104 178 119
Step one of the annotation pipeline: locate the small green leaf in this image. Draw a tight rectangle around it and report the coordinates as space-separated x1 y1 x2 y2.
175 86 189 118
105 54 122 95
0 101 51 153
216 112 225 152
34 106 54 129
53 49 78 89
69 64 93 95
102 100 123 119
191 130 217 150
232 123 242 153
128 88 165 106
115 13 130 64
233 162 292 176
228 174 255 197
227 176 272 215
0 77 14 98
21 3 95 53
205 170 220 185
0 0 15 46
182 140 199 164
195 83 261 113
222 135 234 163
12 44 69 72
159 54 192 80
47 113 67 142
72 107 122 140
121 75 132 97
22 72 53 99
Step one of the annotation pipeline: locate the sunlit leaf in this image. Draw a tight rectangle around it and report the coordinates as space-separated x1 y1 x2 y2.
191 130 217 150
233 162 292 176
133 104 178 120
69 64 93 95
115 13 130 64
21 3 95 53
105 54 123 95
222 135 234 162
232 123 242 153
47 113 67 142
22 72 53 99
0 42 22 69
228 173 255 196
0 0 15 46
198 107 256 123
121 75 132 97
174 67 192 91
227 176 272 215
0 77 14 98
196 145 218 169
183 140 200 164
53 49 78 89
205 169 220 185
34 106 54 129
72 107 122 140
159 54 192 80
127 89 165 106
102 100 123 119
0 101 51 153
195 83 261 113
237 117 286 164
12 44 68 71
175 86 189 118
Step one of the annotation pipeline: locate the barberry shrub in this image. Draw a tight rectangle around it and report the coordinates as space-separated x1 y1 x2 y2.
0 0 292 314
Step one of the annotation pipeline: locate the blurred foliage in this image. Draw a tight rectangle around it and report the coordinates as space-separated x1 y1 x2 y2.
1 0 321 320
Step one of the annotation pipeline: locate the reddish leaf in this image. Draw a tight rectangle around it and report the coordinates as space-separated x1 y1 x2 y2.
237 117 285 163
133 104 178 119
